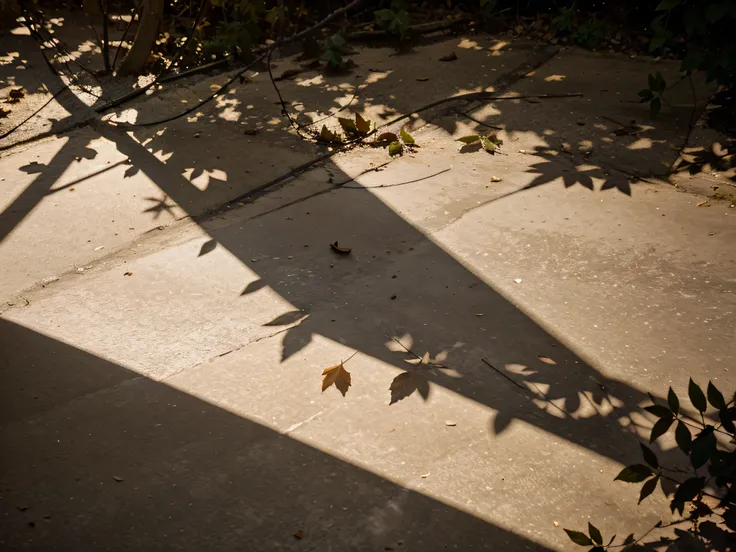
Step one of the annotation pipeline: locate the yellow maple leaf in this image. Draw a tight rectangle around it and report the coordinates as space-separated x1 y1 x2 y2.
322 363 351 396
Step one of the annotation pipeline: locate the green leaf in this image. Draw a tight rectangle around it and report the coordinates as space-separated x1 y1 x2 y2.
645 404 672 418
640 443 659 469
638 88 654 102
719 408 736 434
650 96 662 118
623 534 635 545
650 416 673 442
564 529 593 546
338 117 358 135
388 141 403 157
318 125 342 143
649 26 672 52
656 0 681 10
648 73 657 90
615 464 653 483
707 382 726 410
374 9 395 21
667 388 680 415
327 34 346 50
673 476 704 504
706 3 729 23
690 426 716 469
487 133 503 145
681 46 703 72
723 506 736 532
675 422 692 454
688 379 707 412
400 128 415 145
480 136 497 153
355 113 371 135
588 523 602 545
456 135 481 144
655 72 666 92
639 476 659 504
394 10 410 38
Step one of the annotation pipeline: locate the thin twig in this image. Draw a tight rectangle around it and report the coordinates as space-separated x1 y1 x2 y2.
456 110 503 130
98 0 111 73
670 73 700 174
297 91 358 129
676 415 732 437
659 473 734 506
267 30 307 138
112 0 145 71
346 14 467 40
103 0 366 121
163 0 207 74
0 86 67 140
481 359 571 418
481 358 527 391
222 91 582 206
342 350 359 364
607 518 690 549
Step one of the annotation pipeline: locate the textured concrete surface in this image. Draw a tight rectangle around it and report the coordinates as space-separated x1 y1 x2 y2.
1 32 735 552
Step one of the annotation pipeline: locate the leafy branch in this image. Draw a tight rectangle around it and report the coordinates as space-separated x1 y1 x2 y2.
565 378 735 551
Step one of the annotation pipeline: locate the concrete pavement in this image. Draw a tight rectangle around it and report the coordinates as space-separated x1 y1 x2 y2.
1 30 735 551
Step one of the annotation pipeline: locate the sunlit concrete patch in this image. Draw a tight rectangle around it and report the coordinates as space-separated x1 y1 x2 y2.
164 330 669 551
3 233 309 380
0 128 187 301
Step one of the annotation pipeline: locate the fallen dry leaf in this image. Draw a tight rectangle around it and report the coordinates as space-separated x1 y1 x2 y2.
123 271 133 276
293 529 304 540
420 472 430 478
113 475 124 482
445 420 456 426
538 354 557 365
330 241 352 255
318 125 342 144
524 97 541 104
439 52 457 62
416 77 429 82
696 200 710 207
514 278 522 284
322 363 351 396
6 88 24 103
613 126 640 137
554 521 559 527
276 69 301 81
490 176 503 182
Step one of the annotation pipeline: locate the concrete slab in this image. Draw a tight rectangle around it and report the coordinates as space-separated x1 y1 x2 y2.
1 33 734 552
0 320 555 551
0 35 543 302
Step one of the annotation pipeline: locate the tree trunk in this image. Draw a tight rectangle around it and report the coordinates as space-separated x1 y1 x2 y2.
117 0 163 76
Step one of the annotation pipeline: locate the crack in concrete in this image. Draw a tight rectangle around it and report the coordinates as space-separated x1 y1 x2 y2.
283 410 325 435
